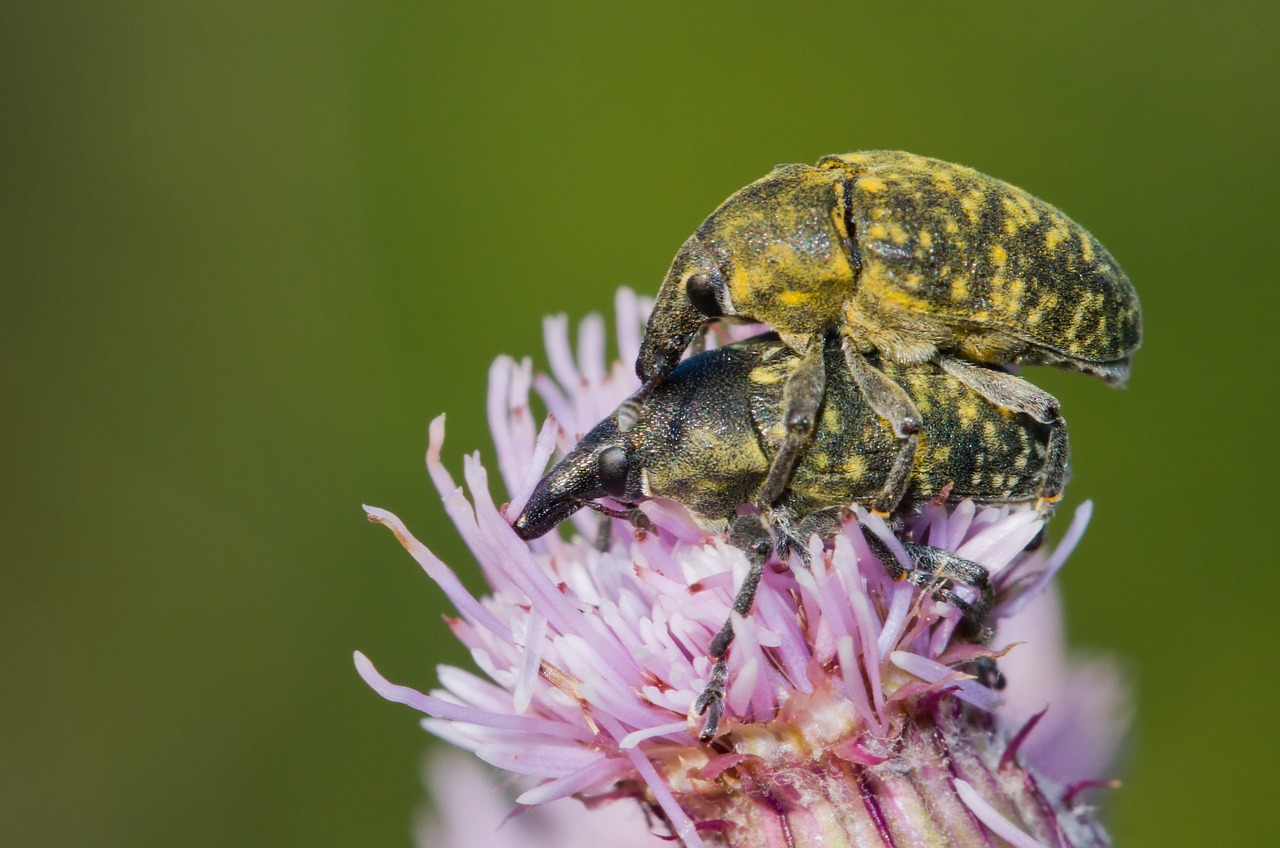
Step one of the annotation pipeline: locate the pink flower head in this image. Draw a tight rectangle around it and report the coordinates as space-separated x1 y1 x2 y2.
359 289 1128 848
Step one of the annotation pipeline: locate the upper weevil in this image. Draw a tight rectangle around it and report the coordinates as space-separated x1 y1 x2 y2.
637 150 1139 508
514 333 1064 738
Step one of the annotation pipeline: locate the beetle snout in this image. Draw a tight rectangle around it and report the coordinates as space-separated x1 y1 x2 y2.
510 434 619 540
512 473 590 540
637 237 725 383
511 493 577 540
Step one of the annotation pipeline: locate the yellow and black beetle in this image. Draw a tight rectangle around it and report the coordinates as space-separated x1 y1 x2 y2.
515 332 1065 738
637 151 1137 508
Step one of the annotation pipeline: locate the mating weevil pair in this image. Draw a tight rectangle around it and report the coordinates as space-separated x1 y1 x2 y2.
513 151 1140 739
638 150 1140 512
514 333 1062 738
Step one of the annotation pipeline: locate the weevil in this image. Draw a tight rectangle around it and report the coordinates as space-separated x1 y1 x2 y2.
637 150 1136 508
514 333 1065 738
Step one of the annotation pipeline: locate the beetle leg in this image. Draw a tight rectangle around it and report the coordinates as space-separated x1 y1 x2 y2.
593 507 655 551
961 655 1007 690
755 342 826 507
581 500 633 521
1038 422 1070 511
902 542 994 628
687 323 710 356
841 341 922 515
691 514 773 741
766 504 838 567
874 431 920 516
764 506 804 565
859 522 910 582
937 355 1070 511
860 526 994 636
786 506 846 559
594 516 612 552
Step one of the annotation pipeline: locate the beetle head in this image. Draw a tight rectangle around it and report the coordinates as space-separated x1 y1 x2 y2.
518 338 784 540
511 415 637 540
693 164 856 340
636 235 727 385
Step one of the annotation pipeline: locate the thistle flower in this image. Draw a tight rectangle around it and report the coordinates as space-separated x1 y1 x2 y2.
358 289 1128 848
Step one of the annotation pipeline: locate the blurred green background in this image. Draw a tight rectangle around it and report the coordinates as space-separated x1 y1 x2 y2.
3 2 1276 845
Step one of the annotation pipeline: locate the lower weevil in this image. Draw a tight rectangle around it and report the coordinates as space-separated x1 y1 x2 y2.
514 333 1065 738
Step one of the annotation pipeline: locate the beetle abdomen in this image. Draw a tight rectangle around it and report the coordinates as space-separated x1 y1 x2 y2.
823 151 1142 369
745 340 1051 514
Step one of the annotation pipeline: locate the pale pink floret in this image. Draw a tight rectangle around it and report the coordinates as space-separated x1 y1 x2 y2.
416 752 670 848
360 289 1127 848
997 583 1132 785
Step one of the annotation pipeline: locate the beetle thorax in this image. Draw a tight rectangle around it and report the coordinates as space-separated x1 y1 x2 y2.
702 165 857 341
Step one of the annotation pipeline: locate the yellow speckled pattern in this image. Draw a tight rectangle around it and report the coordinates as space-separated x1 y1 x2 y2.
733 338 1050 517
527 341 1056 539
696 164 857 342
645 151 1141 383
820 151 1141 365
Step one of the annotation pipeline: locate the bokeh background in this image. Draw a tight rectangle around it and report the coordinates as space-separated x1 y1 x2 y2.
3 2 1277 845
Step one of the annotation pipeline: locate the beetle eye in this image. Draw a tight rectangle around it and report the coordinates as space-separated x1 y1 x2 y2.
597 446 630 498
686 273 723 318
